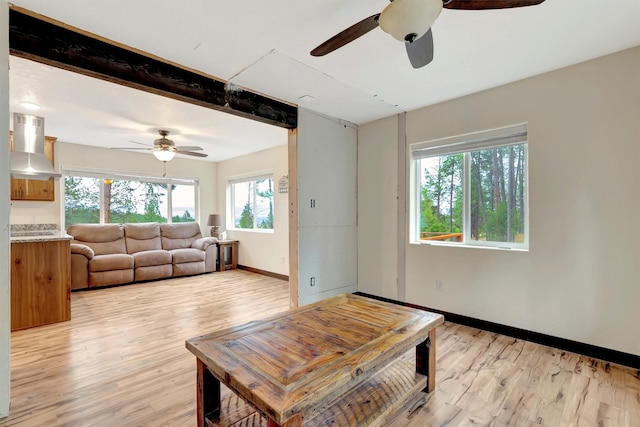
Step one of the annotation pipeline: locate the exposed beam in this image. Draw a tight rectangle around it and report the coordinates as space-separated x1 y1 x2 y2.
8 7 297 129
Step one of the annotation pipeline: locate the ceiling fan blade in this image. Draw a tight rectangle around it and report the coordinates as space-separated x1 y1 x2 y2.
406 29 434 69
311 14 380 56
175 145 203 151
110 147 152 151
128 140 153 147
444 0 545 10
176 150 208 158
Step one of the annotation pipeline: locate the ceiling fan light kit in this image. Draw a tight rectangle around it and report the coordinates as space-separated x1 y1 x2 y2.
153 148 176 162
379 0 443 42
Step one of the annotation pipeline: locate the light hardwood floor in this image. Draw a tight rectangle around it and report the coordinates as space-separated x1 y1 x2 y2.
2 270 639 426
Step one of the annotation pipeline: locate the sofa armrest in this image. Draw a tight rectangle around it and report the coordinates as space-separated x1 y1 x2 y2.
191 237 218 251
70 243 95 260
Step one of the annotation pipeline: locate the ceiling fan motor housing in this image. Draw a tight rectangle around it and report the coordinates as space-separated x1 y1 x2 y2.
154 129 176 149
379 0 443 42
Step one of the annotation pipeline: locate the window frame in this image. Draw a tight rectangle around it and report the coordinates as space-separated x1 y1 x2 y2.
62 168 199 227
228 172 275 233
409 124 529 251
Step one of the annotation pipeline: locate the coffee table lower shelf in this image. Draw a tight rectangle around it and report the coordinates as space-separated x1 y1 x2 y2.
206 357 427 427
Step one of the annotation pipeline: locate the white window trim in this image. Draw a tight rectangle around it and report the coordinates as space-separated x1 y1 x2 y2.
411 123 528 158
62 167 198 185
409 123 529 251
228 172 274 185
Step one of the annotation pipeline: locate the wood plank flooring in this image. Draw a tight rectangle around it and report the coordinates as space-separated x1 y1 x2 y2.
2 270 639 426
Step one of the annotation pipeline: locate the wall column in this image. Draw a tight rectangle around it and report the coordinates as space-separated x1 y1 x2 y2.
1 0 12 418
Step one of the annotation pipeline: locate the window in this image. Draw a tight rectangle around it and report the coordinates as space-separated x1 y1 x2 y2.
64 170 197 229
411 124 528 249
171 184 197 223
64 176 101 227
230 174 274 230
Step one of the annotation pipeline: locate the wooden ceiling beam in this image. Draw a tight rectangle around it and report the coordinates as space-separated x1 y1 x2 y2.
8 8 297 129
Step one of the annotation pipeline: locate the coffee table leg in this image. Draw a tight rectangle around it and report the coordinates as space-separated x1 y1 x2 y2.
197 359 221 427
416 329 436 393
268 413 302 427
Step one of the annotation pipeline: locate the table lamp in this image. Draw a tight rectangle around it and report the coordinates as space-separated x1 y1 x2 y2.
207 214 223 238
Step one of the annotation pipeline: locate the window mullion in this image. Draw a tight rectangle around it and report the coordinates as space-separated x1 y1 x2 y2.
523 146 529 247
463 152 470 244
415 162 421 241
230 182 235 228
252 180 258 229
167 185 173 224
99 180 105 224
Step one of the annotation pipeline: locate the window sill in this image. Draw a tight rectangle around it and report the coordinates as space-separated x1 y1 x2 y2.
410 240 528 252
228 228 274 234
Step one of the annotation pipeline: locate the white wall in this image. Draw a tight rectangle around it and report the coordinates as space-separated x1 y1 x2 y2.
358 47 640 355
357 115 399 299
296 109 358 306
217 144 289 276
11 141 217 231
0 0 10 417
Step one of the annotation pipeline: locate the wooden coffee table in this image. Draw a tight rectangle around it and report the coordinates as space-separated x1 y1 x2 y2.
186 293 444 426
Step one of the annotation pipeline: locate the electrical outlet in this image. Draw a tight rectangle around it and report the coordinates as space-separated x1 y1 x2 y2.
436 280 444 291
310 199 316 208
310 277 316 286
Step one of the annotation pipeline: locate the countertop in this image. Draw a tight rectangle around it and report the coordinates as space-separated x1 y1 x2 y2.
10 231 73 243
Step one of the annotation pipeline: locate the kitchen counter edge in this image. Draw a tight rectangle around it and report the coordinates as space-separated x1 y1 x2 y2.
10 232 73 243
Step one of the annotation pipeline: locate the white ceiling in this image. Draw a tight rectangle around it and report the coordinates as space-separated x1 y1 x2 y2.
9 56 289 162
8 0 640 162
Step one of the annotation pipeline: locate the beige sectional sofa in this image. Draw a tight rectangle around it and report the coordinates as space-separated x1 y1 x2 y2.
67 222 218 290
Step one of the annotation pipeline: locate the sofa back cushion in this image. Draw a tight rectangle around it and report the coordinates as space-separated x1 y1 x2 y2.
67 223 127 255
160 223 202 250
124 223 162 254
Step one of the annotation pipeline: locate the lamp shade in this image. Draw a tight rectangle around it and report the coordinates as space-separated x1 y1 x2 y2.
153 149 176 162
379 0 442 42
207 214 223 227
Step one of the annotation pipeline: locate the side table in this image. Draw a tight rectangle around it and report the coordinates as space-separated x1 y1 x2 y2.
216 239 238 272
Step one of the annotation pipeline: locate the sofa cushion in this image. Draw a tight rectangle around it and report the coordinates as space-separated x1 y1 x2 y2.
135 264 173 282
160 223 202 250
173 261 205 277
89 269 134 287
89 253 134 272
67 224 127 255
133 250 172 268
124 223 162 254
170 248 205 264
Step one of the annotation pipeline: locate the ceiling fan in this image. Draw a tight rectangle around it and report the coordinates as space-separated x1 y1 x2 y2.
113 130 208 162
310 0 546 68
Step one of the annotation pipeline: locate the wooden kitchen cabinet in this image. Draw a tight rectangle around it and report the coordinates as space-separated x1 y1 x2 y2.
9 132 57 201
11 239 71 331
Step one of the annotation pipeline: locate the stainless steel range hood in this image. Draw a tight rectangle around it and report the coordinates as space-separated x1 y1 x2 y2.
10 113 61 180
